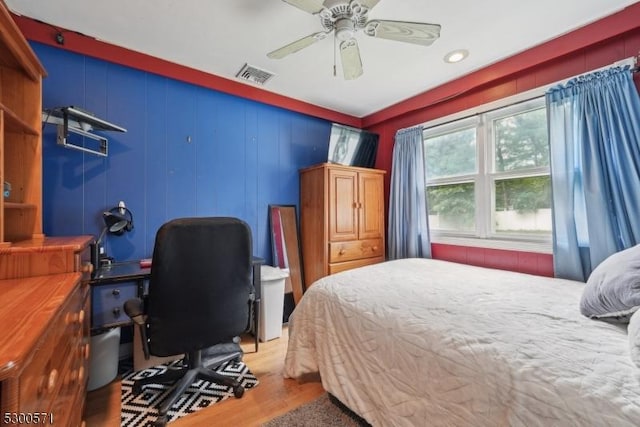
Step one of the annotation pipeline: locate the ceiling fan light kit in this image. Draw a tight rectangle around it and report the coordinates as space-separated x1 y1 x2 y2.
269 0 441 80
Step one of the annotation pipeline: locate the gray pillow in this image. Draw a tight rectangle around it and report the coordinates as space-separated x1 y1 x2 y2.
580 244 640 322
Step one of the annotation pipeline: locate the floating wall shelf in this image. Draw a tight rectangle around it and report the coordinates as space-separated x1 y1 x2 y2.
42 106 127 157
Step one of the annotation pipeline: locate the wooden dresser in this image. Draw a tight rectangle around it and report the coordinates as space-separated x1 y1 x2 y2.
300 163 386 288
0 273 89 426
0 237 93 426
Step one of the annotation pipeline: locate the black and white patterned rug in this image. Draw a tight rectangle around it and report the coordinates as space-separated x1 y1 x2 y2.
121 359 258 426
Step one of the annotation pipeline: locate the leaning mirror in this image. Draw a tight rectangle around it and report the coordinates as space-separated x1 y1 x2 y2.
269 205 305 305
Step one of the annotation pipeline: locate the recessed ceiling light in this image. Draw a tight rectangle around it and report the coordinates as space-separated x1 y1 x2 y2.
444 49 469 63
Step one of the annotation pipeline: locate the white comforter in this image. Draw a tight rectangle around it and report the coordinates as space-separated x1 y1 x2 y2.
284 258 640 426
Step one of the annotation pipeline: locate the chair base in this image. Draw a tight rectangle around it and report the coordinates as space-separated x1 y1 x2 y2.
132 346 245 426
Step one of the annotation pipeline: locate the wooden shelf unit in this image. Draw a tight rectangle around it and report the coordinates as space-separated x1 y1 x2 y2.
0 2 47 246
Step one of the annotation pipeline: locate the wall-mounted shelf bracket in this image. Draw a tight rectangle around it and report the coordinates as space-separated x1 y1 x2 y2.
42 106 127 157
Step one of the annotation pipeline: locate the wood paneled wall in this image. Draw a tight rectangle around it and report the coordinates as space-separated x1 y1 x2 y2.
34 43 331 263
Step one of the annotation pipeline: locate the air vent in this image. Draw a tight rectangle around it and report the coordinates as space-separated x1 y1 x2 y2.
235 63 275 85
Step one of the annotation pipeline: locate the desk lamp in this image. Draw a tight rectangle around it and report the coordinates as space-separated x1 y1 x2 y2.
91 205 134 274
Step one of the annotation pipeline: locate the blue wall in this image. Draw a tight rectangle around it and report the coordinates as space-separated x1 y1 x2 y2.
34 43 330 263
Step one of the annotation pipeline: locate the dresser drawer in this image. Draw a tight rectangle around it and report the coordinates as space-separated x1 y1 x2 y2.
328 256 385 276
50 342 86 426
19 280 84 415
18 322 60 415
91 282 137 330
329 238 383 263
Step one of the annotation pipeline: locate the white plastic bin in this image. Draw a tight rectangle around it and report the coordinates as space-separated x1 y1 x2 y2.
259 265 289 342
87 327 121 391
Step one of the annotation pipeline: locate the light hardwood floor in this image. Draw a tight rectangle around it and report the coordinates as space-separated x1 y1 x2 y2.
84 326 325 426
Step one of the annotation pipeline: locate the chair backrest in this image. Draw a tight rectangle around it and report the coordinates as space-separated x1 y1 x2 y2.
145 217 253 357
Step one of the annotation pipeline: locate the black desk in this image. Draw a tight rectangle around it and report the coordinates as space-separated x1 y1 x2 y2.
91 260 150 301
89 257 264 352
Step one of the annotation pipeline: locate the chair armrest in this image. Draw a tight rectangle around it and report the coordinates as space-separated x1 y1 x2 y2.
124 297 145 321
124 297 150 360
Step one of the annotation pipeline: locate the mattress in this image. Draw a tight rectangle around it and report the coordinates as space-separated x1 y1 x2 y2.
284 258 640 426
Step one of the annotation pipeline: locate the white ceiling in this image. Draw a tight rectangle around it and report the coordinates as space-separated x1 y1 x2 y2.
5 0 638 118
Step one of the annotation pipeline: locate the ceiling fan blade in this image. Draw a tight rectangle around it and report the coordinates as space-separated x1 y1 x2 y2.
356 0 381 10
282 0 325 14
267 32 329 59
340 38 363 80
365 20 441 46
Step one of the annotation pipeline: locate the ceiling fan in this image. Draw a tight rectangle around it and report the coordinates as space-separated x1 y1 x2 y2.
267 0 441 80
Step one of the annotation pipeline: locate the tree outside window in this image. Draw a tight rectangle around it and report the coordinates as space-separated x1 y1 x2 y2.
424 98 552 243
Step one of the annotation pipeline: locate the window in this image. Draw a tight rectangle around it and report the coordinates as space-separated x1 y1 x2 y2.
424 97 551 249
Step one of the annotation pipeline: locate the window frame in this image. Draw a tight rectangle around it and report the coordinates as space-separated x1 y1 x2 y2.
423 96 552 253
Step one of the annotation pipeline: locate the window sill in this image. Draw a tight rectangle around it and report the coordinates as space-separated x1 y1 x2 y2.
431 235 552 254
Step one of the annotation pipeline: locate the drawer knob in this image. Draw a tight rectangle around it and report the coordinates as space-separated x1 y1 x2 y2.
71 366 85 384
338 249 346 255
112 289 121 297
66 310 85 326
47 369 58 393
66 312 80 325
372 246 378 251
81 262 93 273
113 307 121 317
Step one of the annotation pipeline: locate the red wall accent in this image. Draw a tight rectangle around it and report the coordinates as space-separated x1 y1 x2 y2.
12 14 363 129
364 3 640 275
431 244 554 277
362 3 640 128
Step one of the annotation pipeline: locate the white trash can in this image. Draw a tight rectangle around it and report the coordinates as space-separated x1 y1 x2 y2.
87 327 121 391
259 265 289 342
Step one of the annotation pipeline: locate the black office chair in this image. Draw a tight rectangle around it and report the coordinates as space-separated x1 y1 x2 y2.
124 217 255 426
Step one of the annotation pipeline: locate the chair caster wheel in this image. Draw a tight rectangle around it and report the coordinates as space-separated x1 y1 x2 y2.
233 385 245 398
132 383 143 395
153 415 168 426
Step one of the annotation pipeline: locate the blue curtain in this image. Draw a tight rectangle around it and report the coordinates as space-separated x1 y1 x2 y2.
388 126 431 259
546 66 640 281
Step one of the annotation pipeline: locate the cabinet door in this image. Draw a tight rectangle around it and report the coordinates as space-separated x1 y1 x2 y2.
328 168 358 241
358 171 385 240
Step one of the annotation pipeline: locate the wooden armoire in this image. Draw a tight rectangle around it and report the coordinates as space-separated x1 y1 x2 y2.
300 163 386 288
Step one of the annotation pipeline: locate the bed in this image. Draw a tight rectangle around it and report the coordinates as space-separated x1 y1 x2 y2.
284 258 640 426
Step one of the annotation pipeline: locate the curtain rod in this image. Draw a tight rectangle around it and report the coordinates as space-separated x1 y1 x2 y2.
423 55 640 131
590 56 637 74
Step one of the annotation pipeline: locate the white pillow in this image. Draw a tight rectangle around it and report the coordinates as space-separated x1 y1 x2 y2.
580 244 640 322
